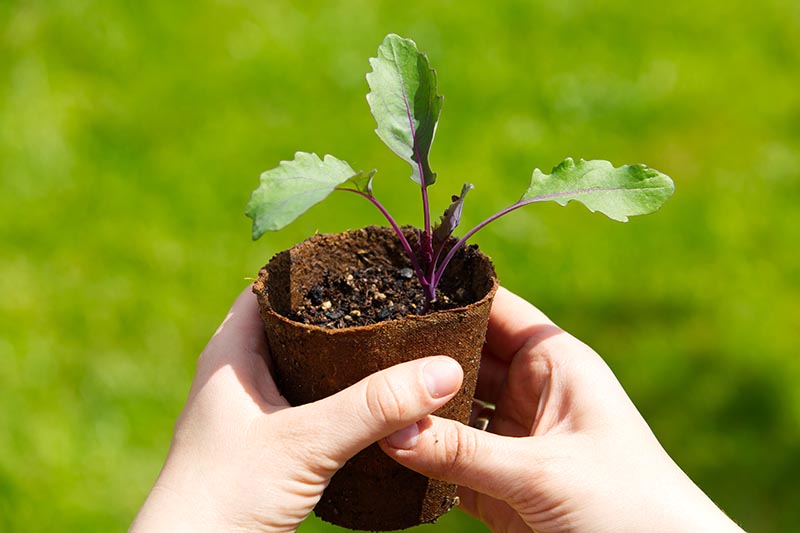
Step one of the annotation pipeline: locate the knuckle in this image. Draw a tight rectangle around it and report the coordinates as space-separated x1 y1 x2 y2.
364 372 412 425
442 423 479 473
254 410 342 479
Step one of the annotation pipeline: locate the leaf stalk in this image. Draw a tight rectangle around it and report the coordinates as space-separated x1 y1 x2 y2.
337 187 429 289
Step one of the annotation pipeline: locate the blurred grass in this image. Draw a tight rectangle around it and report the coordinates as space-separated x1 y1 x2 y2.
1 0 799 531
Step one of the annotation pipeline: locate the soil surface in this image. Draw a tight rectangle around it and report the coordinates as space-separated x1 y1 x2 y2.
286 263 476 328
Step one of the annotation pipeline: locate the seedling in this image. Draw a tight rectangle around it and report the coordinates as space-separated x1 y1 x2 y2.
246 34 675 310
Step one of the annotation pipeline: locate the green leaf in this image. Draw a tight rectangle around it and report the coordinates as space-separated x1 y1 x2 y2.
366 34 443 186
245 152 362 239
343 168 377 196
521 158 675 222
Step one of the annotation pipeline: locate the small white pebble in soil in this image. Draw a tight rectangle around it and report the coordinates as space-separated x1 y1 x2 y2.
350 309 361 317
374 292 386 300
398 267 414 279
344 315 352 321
345 274 354 282
321 300 332 310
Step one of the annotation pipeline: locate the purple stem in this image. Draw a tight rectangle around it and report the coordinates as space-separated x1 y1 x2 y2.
431 197 541 289
421 186 431 237
433 188 621 287
431 238 447 275
393 60 432 238
432 186 633 291
337 187 428 284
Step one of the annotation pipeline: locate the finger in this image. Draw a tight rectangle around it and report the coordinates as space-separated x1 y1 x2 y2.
289 356 464 469
194 286 285 408
205 286 268 359
485 286 563 362
381 415 541 503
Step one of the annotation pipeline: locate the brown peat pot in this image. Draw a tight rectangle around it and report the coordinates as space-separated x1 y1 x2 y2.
252 226 497 531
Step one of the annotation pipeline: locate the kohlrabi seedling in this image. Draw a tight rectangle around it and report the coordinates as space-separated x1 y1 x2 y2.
246 34 675 310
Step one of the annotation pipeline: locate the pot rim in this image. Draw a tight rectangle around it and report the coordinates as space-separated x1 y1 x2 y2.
253 226 499 336
257 275 498 336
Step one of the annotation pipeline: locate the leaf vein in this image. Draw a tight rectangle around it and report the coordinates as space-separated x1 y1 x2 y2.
390 42 426 185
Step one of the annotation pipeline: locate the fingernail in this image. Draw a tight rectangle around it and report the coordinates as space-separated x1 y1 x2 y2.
423 358 463 399
387 422 419 450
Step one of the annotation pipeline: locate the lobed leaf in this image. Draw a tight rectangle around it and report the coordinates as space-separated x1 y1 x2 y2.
433 183 473 244
245 152 364 239
366 34 443 186
521 158 675 222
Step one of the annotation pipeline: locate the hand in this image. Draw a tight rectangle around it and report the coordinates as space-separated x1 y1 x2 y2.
131 288 465 533
381 287 744 533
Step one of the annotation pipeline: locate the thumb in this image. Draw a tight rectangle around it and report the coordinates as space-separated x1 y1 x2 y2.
380 416 536 503
290 356 464 468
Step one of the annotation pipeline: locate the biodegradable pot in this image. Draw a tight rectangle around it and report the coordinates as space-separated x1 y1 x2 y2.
252 226 497 531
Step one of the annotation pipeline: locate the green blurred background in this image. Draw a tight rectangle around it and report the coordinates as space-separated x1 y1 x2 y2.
2 0 799 531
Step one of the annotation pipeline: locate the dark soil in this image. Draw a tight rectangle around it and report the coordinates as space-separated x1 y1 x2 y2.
286 263 475 328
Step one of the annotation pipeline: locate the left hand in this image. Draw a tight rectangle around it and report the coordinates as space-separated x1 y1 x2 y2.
131 287 464 533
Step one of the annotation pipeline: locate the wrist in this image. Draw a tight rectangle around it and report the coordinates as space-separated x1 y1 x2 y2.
638 463 744 533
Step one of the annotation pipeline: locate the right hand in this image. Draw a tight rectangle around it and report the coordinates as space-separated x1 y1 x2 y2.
381 286 744 532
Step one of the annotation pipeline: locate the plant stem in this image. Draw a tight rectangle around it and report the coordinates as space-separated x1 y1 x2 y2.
431 197 542 289
336 187 428 285
431 238 447 277
397 81 433 239
421 186 432 237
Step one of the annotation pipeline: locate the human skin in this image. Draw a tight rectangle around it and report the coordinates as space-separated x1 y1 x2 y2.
130 288 465 532
132 286 744 533
381 287 745 533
